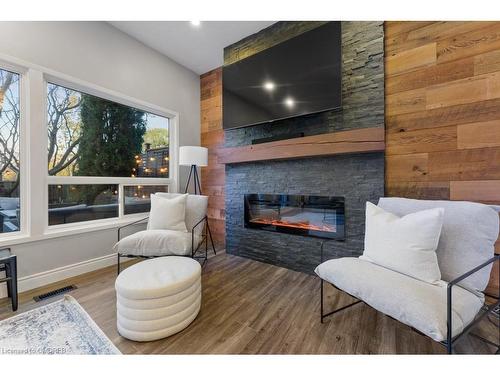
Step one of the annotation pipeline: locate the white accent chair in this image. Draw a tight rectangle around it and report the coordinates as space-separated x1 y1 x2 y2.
114 193 215 273
315 198 500 354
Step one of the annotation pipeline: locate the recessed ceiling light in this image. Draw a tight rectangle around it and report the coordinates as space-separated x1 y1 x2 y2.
284 97 295 107
263 81 275 91
190 21 201 27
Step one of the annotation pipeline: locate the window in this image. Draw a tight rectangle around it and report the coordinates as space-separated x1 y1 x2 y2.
48 184 118 225
47 83 169 178
46 82 172 226
0 68 21 234
123 185 169 215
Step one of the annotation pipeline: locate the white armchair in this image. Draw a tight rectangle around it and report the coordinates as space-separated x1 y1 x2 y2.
315 198 500 354
114 193 216 273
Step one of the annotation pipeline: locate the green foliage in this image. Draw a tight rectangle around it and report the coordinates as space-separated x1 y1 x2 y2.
143 127 168 150
76 94 146 204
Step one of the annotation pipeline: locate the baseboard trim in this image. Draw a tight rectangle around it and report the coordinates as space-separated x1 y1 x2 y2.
0 253 120 299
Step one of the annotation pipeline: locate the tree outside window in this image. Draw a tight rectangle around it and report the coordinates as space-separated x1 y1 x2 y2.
47 83 169 225
0 69 20 233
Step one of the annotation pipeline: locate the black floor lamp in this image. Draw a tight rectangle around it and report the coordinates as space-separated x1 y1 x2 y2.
180 146 216 254
180 146 207 195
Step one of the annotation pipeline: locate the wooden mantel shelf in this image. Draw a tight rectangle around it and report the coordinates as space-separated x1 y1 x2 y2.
218 126 385 164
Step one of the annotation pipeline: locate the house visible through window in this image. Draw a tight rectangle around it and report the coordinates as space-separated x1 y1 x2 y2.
0 68 21 234
47 82 170 225
123 185 169 215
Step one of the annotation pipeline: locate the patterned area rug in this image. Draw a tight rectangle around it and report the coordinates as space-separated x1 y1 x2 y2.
0 295 120 354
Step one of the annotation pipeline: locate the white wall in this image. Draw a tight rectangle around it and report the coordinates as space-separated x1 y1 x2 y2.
0 22 200 289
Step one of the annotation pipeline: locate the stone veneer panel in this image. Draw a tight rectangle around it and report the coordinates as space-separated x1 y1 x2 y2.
224 21 385 274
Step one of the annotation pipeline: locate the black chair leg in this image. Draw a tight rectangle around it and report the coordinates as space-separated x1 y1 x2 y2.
206 222 216 255
117 253 121 275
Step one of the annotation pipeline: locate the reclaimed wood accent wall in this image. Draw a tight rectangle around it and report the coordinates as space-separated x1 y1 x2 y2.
201 21 500 292
200 68 225 245
385 21 500 295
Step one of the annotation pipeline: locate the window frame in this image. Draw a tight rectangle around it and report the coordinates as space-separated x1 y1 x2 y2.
43 74 179 233
0 53 180 246
0 60 29 241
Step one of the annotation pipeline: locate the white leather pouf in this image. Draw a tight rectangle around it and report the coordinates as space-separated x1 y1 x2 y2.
115 256 201 341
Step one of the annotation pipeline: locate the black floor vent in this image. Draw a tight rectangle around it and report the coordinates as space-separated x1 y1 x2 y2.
33 285 77 302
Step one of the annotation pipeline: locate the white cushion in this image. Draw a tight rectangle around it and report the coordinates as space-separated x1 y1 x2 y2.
118 289 201 321
117 300 200 342
361 202 444 284
378 198 499 292
114 229 201 257
118 294 200 332
148 193 188 232
154 193 208 237
115 256 201 300
315 257 484 342
117 281 201 310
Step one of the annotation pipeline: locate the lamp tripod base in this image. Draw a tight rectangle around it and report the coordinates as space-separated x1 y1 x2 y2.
184 164 217 256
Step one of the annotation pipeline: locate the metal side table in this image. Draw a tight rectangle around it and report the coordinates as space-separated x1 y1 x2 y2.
0 248 18 311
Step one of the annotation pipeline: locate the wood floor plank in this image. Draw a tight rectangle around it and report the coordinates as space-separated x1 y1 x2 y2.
0 253 496 354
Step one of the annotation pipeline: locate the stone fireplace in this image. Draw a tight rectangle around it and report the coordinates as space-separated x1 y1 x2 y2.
222 21 385 274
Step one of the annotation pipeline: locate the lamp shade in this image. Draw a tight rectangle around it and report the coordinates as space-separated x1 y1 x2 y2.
179 146 208 166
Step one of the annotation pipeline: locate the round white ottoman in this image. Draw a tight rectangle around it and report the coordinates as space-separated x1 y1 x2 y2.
115 256 201 341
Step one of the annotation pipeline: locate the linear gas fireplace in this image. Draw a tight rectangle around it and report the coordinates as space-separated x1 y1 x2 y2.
244 194 345 240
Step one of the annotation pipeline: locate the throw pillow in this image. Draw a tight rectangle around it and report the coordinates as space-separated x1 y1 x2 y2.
148 193 188 232
360 201 444 284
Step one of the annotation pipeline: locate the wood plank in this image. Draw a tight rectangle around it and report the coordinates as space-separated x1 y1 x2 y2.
386 88 426 116
386 57 474 95
385 153 429 182
385 43 437 75
386 22 496 55
203 185 225 198
428 147 500 181
384 22 436 39
426 75 489 110
201 129 224 146
450 180 500 203
386 126 457 155
218 127 385 164
201 95 222 111
386 97 500 134
437 24 500 64
207 207 225 221
487 71 500 98
485 268 499 297
386 181 450 200
474 49 500 75
457 119 500 149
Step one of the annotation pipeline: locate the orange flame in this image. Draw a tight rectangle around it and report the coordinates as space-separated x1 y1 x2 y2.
249 218 336 232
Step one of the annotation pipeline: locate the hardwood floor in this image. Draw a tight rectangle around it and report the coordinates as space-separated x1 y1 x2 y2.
0 252 497 354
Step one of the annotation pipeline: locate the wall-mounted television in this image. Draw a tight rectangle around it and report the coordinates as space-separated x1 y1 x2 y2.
223 22 342 130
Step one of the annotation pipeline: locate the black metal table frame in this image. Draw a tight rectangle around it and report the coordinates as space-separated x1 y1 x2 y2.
318 240 500 354
0 247 18 311
116 215 216 274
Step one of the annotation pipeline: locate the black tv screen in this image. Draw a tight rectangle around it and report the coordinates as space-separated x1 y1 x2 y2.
223 22 342 130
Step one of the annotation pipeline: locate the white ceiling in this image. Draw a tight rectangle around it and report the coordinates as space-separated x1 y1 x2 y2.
109 21 276 75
